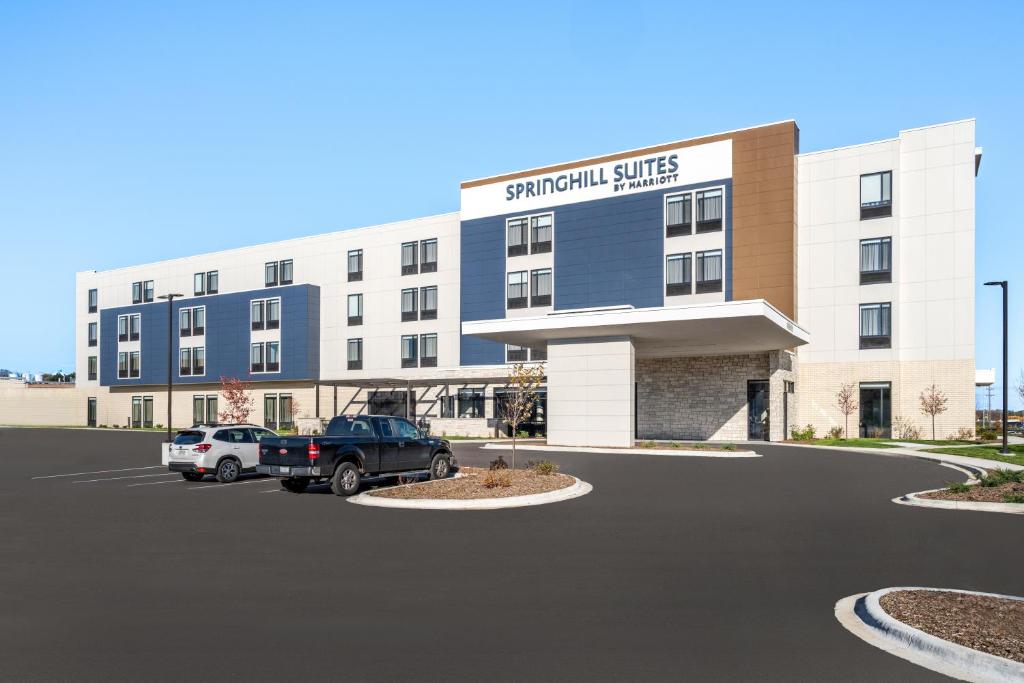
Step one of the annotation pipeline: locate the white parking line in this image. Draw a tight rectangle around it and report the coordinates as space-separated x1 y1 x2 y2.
188 478 279 490
260 489 281 494
33 465 164 480
73 473 179 484
126 478 190 488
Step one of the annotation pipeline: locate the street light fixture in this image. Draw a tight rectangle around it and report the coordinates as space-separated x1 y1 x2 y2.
157 293 183 443
983 280 1010 455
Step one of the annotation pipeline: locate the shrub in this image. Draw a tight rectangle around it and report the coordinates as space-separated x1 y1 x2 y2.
721 443 736 451
954 426 974 441
979 469 1024 487
1002 493 1024 504
530 460 558 476
489 455 508 471
515 430 529 439
155 424 163 430
640 440 656 449
790 424 816 441
946 482 971 493
826 426 844 440
112 424 120 429
978 428 998 441
892 416 921 440
668 442 682 449
482 469 512 488
98 424 107 429
693 442 707 450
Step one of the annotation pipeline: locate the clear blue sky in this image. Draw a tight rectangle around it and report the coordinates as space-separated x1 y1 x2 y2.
1 1 1020 407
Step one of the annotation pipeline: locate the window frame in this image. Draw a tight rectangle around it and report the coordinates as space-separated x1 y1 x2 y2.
347 293 363 326
506 271 528 309
420 238 438 273
859 302 892 349
665 191 693 237
129 313 141 342
143 281 154 303
457 388 485 418
401 241 419 275
251 300 265 331
250 342 265 373
666 253 693 296
132 282 142 304
530 268 552 307
530 214 553 254
265 341 280 372
860 171 893 219
859 237 893 284
87 356 97 381
695 249 724 294
347 338 363 370
118 315 129 342
265 298 280 330
400 334 418 368
207 270 218 294
695 188 725 233
194 272 205 296
87 288 98 313
419 333 438 367
420 285 438 320
506 217 529 257
87 321 98 347
347 249 363 282
117 351 129 379
506 344 528 363
179 347 192 377
264 261 279 287
279 259 293 285
401 287 419 322
128 350 141 378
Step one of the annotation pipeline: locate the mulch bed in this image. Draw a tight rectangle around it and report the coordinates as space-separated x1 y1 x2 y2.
367 466 575 500
879 590 1024 663
921 481 1024 503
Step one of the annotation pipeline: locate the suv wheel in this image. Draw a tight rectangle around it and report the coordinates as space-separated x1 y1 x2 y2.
429 453 452 480
181 472 204 482
331 462 361 496
281 477 309 493
216 458 241 484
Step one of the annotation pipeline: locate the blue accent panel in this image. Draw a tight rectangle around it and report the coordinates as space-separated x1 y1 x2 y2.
100 284 320 386
458 180 732 365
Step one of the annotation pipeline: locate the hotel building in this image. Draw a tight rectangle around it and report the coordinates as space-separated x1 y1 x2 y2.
48 119 979 445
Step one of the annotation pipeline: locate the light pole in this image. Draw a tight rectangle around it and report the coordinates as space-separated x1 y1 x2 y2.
984 281 1010 455
157 293 183 443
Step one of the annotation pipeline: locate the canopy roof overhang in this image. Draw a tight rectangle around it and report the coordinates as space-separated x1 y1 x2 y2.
462 300 809 358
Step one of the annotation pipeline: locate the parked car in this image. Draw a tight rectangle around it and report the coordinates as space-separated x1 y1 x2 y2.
168 424 278 483
256 414 454 495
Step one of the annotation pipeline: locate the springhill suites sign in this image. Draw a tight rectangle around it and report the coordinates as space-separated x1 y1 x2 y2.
505 153 680 201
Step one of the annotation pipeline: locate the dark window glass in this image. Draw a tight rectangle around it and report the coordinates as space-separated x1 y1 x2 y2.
251 300 264 330
129 351 140 378
859 303 892 349
88 289 98 313
860 171 893 219
420 286 437 319
179 309 191 337
117 352 128 378
401 288 418 321
251 343 264 373
173 431 205 445
507 271 528 309
266 342 280 372
129 314 140 341
506 345 528 363
194 272 205 296
280 260 293 285
530 269 552 307
348 250 363 281
88 322 98 346
859 237 892 284
347 338 362 370
143 281 154 303
192 307 205 335
695 250 723 293
87 356 97 381
207 271 218 294
180 348 192 376
507 218 528 257
530 215 552 254
266 299 280 329
695 189 723 233
263 395 278 429
265 262 278 287
420 333 437 367
118 315 128 341
132 282 142 304
457 388 485 418
401 242 418 275
666 253 692 296
193 347 205 375
421 239 438 272
193 396 206 425
666 193 692 236
348 294 362 326
401 335 418 368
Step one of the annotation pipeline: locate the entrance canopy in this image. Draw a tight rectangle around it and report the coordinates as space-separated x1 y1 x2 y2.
462 300 809 357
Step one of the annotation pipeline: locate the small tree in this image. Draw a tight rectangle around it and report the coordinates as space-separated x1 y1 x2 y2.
836 383 858 439
498 362 545 470
218 376 254 424
1016 369 1024 408
919 384 949 441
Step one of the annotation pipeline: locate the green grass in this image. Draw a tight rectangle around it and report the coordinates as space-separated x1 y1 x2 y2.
791 438 898 448
923 444 1024 467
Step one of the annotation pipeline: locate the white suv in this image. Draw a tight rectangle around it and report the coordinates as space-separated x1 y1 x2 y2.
167 424 279 483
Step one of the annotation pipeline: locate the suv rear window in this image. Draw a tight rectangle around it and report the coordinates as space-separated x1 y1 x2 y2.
173 431 205 445
326 416 374 437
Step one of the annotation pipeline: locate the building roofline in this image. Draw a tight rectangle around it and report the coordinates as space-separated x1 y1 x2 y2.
77 210 461 276
798 119 976 158
460 120 797 189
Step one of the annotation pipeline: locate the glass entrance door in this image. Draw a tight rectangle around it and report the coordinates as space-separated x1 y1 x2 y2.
87 398 97 428
859 382 891 438
747 381 770 441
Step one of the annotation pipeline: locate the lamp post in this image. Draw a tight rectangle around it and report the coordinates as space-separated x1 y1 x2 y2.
157 293 183 443
983 281 1010 455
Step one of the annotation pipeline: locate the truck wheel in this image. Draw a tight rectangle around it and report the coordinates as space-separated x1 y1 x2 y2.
181 472 204 482
280 477 309 493
331 462 361 496
215 458 241 483
429 453 452 480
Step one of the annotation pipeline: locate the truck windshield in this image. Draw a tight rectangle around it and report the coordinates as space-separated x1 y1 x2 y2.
173 431 205 445
326 416 374 437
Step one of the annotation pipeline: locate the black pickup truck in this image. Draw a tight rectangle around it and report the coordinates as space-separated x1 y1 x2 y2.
256 414 455 495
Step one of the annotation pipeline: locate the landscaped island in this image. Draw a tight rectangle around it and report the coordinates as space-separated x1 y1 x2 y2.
924 468 1024 504
879 589 1024 664
367 461 574 501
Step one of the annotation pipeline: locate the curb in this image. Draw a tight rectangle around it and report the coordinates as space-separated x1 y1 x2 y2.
479 443 760 458
894 489 1024 515
347 476 593 510
835 587 1024 683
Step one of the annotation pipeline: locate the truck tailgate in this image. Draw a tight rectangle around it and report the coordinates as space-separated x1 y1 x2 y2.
259 437 313 466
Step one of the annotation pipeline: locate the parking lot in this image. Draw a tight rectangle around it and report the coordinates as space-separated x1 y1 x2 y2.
2 427 1022 681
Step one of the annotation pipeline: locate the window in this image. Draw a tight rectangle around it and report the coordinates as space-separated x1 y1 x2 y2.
420 333 437 367
458 388 485 418
347 338 363 370
179 306 205 336
266 298 280 330
193 347 205 376
507 271 528 309
266 341 280 372
87 397 97 427
531 215 552 253
88 322 98 347
420 286 438 320
401 242 418 275
401 288 419 321
860 171 892 219
263 394 277 429
531 268 552 307
250 343 264 373
194 273 205 296
695 250 723 293
207 271 218 294
193 395 218 425
265 259 292 287
251 300 265 330
860 237 892 284
421 239 438 273
179 308 191 337
265 261 278 287
143 281 154 303
401 335 418 368
129 314 140 341
118 315 128 342
666 253 692 296
87 356 97 381
143 396 154 428
507 218 528 257
348 249 363 282
696 189 723 233
860 382 892 438
192 307 205 335
279 394 293 429
117 352 128 379
129 351 140 378
132 396 141 428
132 282 142 304
280 259 293 285
531 346 547 361
859 303 892 349
87 289 98 313
666 192 692 237
506 345 528 362
179 348 192 376
348 294 363 325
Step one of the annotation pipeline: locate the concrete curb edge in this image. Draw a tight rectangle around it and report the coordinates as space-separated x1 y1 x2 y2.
347 476 593 510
